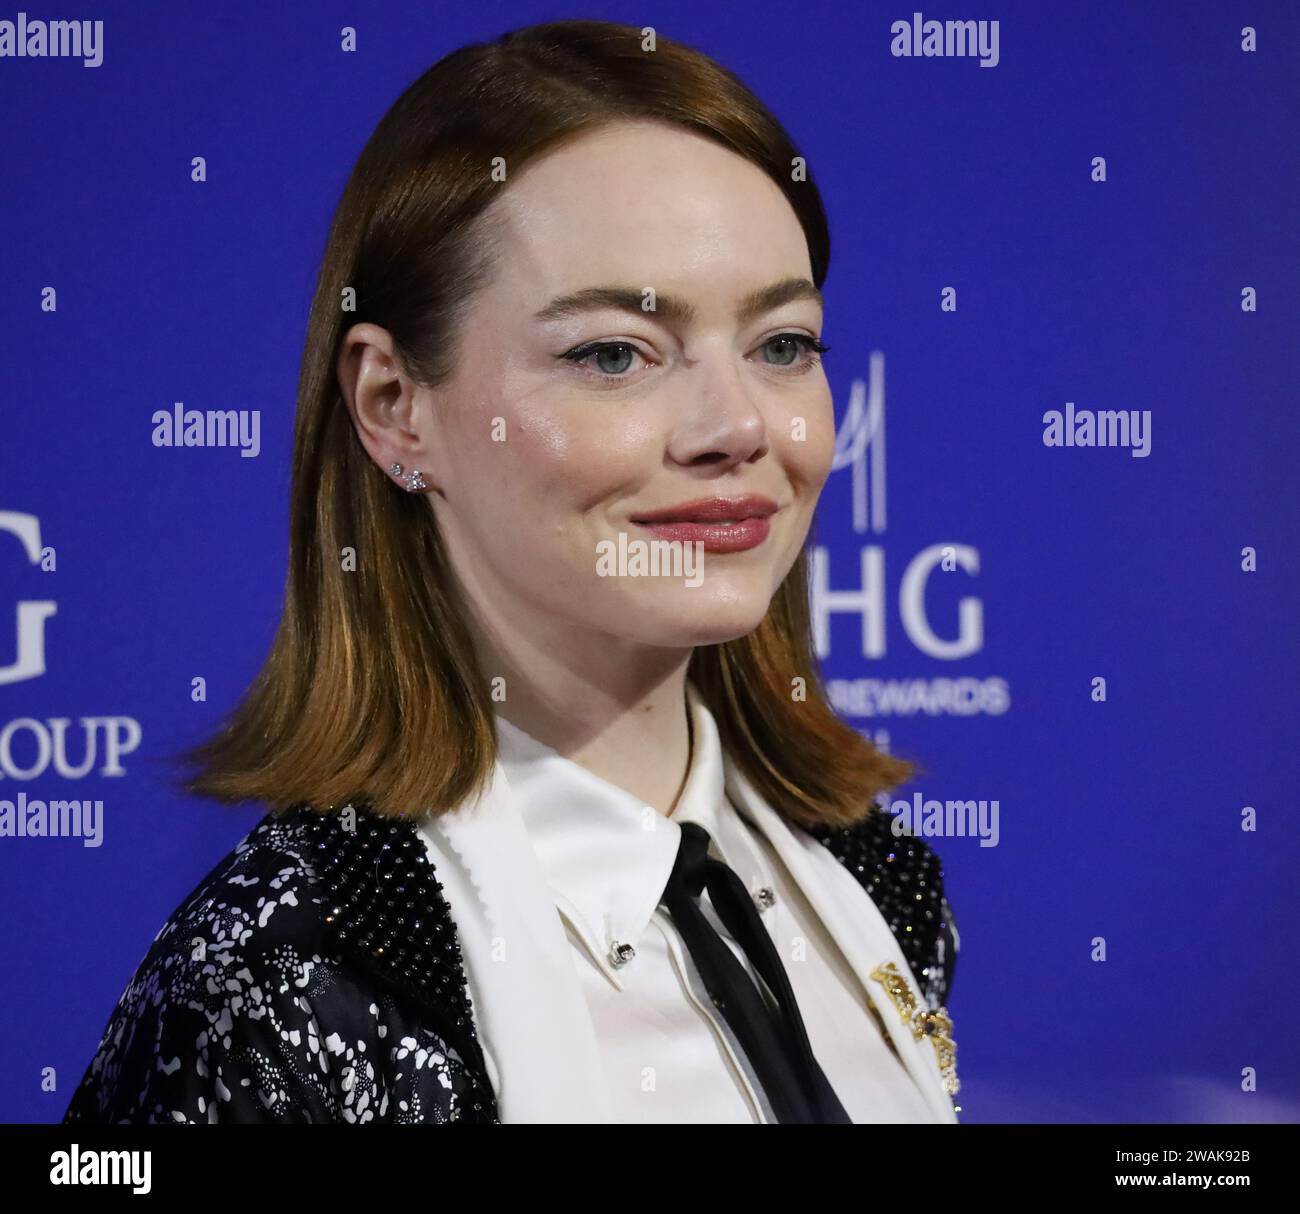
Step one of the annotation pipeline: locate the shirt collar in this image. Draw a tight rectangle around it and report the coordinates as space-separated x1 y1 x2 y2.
494 681 726 989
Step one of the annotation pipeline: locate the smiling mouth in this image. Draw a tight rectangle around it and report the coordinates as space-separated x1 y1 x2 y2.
630 515 775 554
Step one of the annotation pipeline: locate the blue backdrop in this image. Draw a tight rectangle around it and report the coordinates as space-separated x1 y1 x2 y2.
2 0 1296 1124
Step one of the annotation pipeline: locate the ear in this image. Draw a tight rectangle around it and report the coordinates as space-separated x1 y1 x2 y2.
337 322 441 494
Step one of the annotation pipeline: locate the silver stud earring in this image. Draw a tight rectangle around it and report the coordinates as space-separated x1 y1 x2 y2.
389 462 427 493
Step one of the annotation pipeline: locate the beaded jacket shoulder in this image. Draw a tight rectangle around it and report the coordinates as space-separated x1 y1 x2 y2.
61 806 497 1124
803 804 959 1014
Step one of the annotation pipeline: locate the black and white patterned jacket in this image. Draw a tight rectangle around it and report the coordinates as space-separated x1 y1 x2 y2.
62 801 957 1124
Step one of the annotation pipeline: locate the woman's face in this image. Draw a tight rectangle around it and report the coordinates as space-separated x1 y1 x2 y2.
388 120 835 651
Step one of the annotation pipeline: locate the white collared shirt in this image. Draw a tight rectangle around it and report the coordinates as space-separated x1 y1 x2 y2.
492 682 941 1124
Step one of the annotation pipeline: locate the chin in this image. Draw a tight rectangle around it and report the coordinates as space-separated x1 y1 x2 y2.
638 594 773 647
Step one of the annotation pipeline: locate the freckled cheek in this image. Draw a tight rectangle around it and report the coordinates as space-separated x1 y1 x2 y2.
776 427 835 500
506 420 648 526
791 402 838 491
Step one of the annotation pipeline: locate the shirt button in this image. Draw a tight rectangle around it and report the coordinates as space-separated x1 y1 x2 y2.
608 940 636 968
752 887 776 910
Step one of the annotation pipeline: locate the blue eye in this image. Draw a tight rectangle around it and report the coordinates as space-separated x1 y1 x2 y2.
560 341 642 379
760 334 829 368
590 343 638 376
559 333 828 384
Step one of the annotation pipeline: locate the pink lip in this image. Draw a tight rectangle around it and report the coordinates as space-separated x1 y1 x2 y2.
629 494 778 524
629 494 779 555
634 517 772 553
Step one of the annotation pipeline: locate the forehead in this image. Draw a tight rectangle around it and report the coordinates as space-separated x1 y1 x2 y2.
483 120 812 297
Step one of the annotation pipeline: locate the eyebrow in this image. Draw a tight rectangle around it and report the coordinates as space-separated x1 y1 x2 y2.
532 277 823 327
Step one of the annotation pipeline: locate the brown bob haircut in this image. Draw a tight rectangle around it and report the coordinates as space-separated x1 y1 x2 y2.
174 18 914 831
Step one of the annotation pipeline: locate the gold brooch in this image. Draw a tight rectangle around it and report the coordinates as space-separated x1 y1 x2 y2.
869 961 959 1096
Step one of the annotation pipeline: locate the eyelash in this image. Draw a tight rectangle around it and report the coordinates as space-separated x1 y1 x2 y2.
559 332 830 384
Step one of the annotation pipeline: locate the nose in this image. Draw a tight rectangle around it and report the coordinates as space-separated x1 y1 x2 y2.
666 357 771 471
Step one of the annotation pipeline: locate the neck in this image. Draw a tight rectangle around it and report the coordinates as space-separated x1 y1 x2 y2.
465 608 696 816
